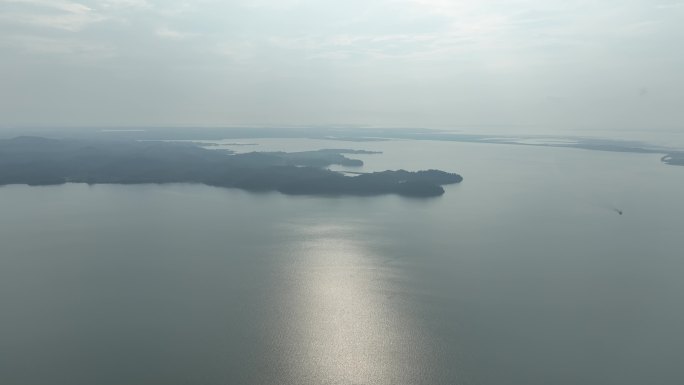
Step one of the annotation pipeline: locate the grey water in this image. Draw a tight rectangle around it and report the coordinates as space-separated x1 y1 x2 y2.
1 140 683 385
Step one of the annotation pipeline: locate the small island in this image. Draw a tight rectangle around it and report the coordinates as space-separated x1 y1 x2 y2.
0 137 463 197
661 153 684 166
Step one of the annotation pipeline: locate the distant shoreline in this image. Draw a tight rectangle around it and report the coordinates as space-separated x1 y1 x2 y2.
1 126 681 167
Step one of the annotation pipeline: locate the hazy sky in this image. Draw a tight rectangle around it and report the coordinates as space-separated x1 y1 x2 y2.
1 0 683 131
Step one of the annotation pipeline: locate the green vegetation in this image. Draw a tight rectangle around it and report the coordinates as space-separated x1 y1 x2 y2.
0 137 462 197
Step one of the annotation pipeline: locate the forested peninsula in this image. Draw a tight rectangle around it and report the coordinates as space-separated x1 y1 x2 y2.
0 137 462 197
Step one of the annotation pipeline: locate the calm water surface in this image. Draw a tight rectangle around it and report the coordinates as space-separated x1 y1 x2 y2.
1 140 683 384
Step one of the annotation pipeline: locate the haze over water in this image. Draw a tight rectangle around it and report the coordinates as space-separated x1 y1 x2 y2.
1 139 683 384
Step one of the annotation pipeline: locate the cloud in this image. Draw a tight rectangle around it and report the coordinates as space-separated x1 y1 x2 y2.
655 1 684 9
155 26 195 40
239 0 306 10
0 0 107 31
99 0 151 9
1 0 682 129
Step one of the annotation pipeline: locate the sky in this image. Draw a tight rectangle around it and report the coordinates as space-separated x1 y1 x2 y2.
1 0 683 132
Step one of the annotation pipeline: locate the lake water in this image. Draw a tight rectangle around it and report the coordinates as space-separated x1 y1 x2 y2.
1 139 683 385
